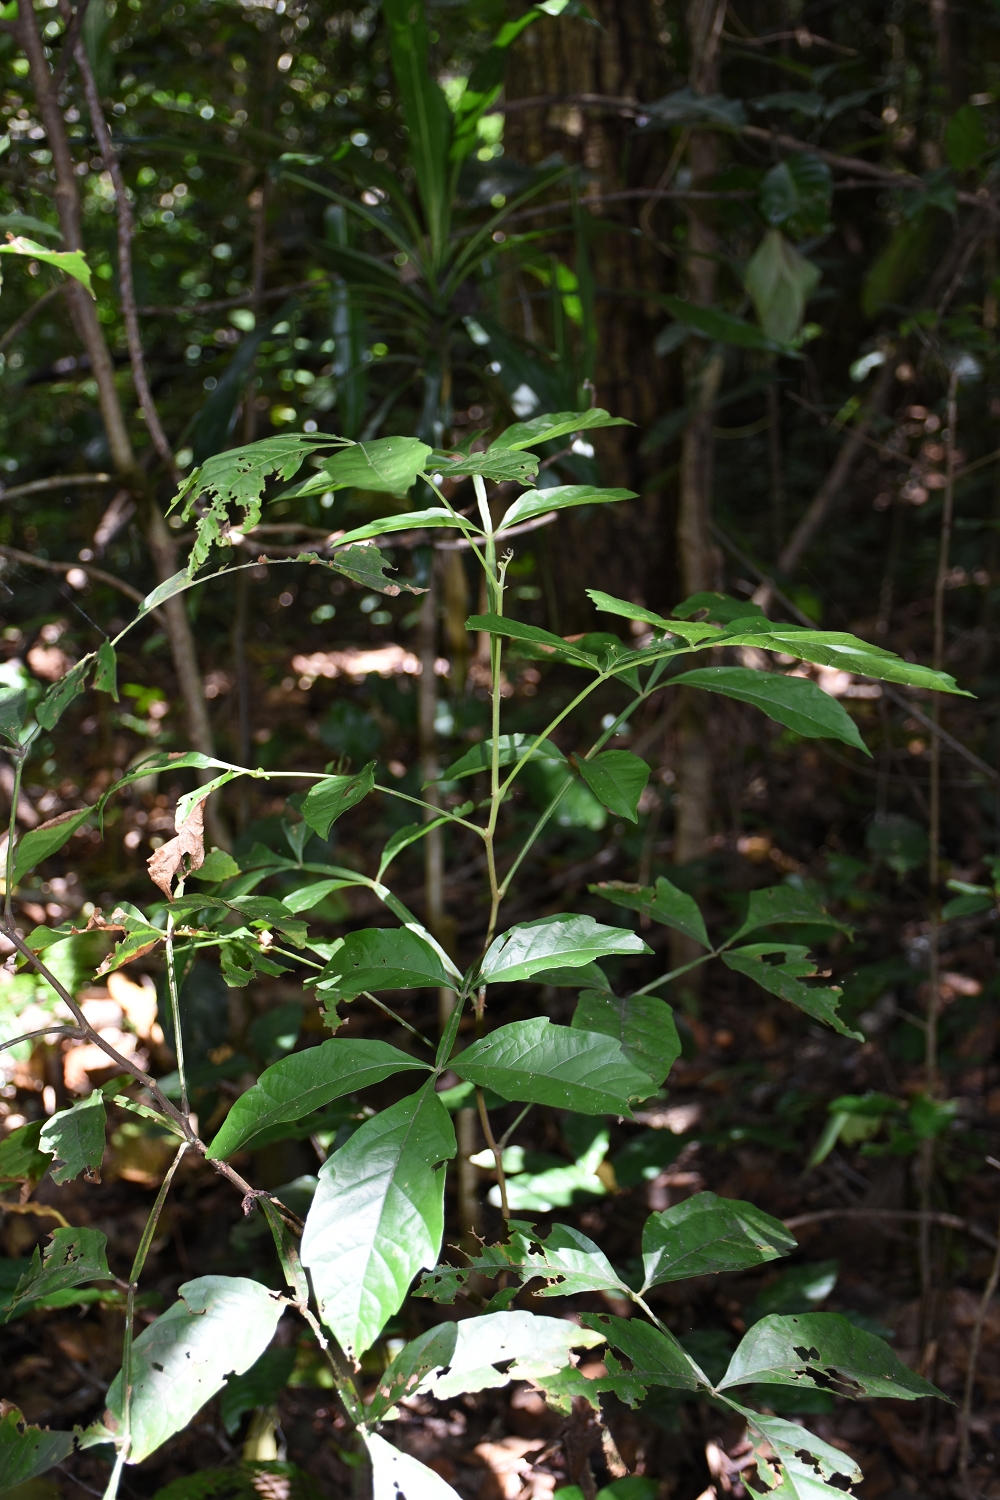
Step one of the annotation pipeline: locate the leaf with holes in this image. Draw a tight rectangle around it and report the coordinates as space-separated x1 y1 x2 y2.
719 1313 943 1399
301 761 376 838
671 667 868 753
642 1192 797 1290
39 1093 106 1186
728 1404 863 1500
721 944 861 1038
591 878 710 950
207 1039 429 1159
301 1084 456 1357
324 544 427 596
452 1017 654 1115
434 449 539 485
105 1276 284 1462
2 1227 110 1324
572 990 680 1088
730 885 853 942
579 1312 707 1403
0 1406 74 1494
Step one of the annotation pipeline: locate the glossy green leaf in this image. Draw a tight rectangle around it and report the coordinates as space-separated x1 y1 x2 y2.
718 1312 944 1399
365 1433 463 1500
300 761 376 838
465 613 601 667
671 667 868 753
452 1017 654 1114
301 1085 456 1357
219 1347 297 1436
435 449 540 485
722 944 861 1038
94 640 118 700
0 1406 74 1494
0 1121 51 1187
97 751 223 811
105 1276 284 1462
500 484 637 530
39 1093 106 1185
281 876 356 913
573 750 649 822
207 1039 429 1159
325 508 482 545
730 884 853 941
641 1191 797 1290
2 1227 110 1323
440 733 565 782
500 1221 631 1300
491 408 633 452
291 436 432 497
586 590 722 645
673 591 770 624
35 656 93 731
591 877 710 949
191 848 242 883
573 990 680 1088
12 808 91 885
316 926 458 1000
580 1311 706 1399
717 623 968 695
0 236 93 295
479 914 649 985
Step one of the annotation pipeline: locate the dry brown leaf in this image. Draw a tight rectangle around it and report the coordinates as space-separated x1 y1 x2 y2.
146 797 206 899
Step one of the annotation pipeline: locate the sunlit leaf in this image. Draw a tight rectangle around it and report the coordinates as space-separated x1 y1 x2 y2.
718 1312 944 1399
301 761 376 838
452 1017 654 1114
479 914 649 984
39 1093 106 1185
500 484 637 530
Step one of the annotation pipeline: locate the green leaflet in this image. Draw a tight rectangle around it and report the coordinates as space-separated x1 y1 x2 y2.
94 640 118 700
370 1310 604 1419
479 914 650 984
377 814 459 879
324 545 427 596
579 1312 706 1401
730 884 853 942
315 926 458 999
466 1221 632 1301
434 449 540 485
281 877 357 913
721 944 861 1039
585 589 722 645
591 877 710 950
12 808 91 885
499 484 637 531
0 1121 52 1187
490 408 632 451
2 1227 110 1323
35 656 93 731
301 1085 456 1357
718 1312 944 1400
465 614 600 667
671 666 868 753
364 1434 463 1500
207 1039 430 1159
39 1092 106 1185
716 623 968 695
451 1017 654 1115
573 750 649 822
300 761 375 838
106 1276 284 1463
439 733 565 781
641 1191 797 1290
322 508 482 545
572 990 680 1088
728 1403 863 1500
291 436 431 497
0 1406 74 1494
0 677 27 742
0 236 94 295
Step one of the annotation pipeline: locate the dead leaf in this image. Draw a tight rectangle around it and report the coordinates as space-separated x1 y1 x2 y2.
146 798 206 899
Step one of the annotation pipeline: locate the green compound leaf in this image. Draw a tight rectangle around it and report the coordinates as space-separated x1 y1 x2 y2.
465 615 602 667
316 926 458 1000
479 914 650 985
503 1221 631 1301
12 808 91 886
721 944 861 1039
500 484 637 531
440 733 566 781
369 1309 604 1420
718 1312 945 1400
301 1085 456 1358
106 1276 284 1463
580 1312 707 1401
591 877 711 950
573 750 649 822
207 1039 430 1159
671 666 868 753
2 1227 110 1323
452 1017 654 1115
0 1406 74 1494
641 1191 797 1290
39 1092 106 1185
300 761 376 838
716 622 969 695
585 590 722 645
572 990 680 1088
730 884 853 942
490 408 633 451
295 435 432 496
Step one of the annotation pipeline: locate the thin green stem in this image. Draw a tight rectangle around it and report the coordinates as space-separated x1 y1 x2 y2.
361 990 435 1050
631 950 717 996
3 743 27 926
165 897 188 1120
377 780 484 837
498 1103 533 1151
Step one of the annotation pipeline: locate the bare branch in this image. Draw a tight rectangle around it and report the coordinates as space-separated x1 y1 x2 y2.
0 284 66 358
0 473 114 502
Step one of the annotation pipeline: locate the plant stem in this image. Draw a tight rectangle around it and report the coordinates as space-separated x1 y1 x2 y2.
165 902 189 1121
476 1085 509 1219
957 1168 1000 1489
3 744 26 927
360 991 435 1051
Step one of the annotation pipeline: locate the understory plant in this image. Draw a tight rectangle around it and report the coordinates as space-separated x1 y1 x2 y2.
0 409 964 1499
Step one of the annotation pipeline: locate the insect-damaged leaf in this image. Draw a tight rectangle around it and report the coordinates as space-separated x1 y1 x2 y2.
39 1092 106 1185
301 761 376 838
207 1039 429 1159
301 1085 456 1358
579 1312 706 1402
147 797 206 898
451 1017 654 1115
641 1191 796 1290
364 1433 464 1500
105 1275 284 1463
0 1406 74 1494
728 1403 863 1500
324 544 427 595
34 656 93 731
2 1227 111 1323
718 1312 944 1399
721 944 861 1039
